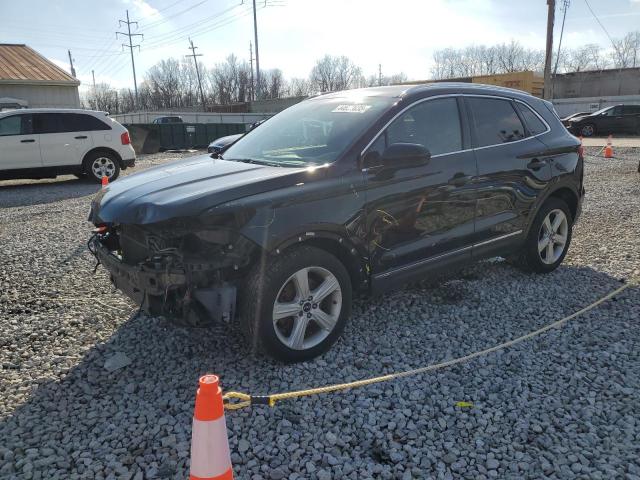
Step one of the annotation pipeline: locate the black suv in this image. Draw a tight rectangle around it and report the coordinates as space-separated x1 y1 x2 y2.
567 104 640 137
89 84 584 362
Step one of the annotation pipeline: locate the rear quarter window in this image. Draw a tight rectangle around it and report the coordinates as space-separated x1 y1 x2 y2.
515 103 548 136
63 113 111 131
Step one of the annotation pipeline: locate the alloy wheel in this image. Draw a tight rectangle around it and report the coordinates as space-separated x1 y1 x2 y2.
581 124 594 136
272 266 342 350
538 209 568 264
91 156 117 179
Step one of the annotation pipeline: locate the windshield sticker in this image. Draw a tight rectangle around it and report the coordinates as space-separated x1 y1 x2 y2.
332 104 372 113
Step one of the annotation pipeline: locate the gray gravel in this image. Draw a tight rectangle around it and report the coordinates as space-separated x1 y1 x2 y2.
1 148 639 479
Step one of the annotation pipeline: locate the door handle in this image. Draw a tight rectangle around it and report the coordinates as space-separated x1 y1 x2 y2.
448 173 472 186
74 135 88 139
20 139 35 143
527 158 546 170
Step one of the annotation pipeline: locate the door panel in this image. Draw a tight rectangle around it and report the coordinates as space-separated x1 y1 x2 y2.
364 97 477 277
0 114 42 169
34 113 93 167
465 97 552 248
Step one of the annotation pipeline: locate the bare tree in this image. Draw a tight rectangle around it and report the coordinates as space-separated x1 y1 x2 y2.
86 83 118 112
431 41 545 79
563 44 609 72
310 55 362 92
612 31 640 68
288 77 311 96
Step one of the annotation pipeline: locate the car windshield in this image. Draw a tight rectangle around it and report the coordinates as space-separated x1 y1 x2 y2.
222 95 395 166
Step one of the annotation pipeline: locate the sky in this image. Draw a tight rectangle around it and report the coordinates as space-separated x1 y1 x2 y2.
2 0 640 93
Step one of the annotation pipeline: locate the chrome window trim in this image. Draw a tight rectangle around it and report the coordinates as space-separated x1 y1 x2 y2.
360 93 552 163
373 230 523 280
374 244 473 280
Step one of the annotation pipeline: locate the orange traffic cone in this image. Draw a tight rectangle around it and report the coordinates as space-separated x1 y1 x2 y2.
101 175 109 188
604 135 614 158
190 375 234 480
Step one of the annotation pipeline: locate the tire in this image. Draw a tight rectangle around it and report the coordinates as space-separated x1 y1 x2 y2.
84 151 121 183
510 197 573 274
580 123 596 137
239 245 352 363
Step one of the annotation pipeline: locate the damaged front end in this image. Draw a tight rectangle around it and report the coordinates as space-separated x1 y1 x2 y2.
89 215 258 326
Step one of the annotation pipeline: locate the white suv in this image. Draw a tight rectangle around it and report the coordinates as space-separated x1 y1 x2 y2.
0 109 136 183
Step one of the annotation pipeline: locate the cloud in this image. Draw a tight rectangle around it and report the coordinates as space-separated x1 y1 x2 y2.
122 0 160 19
49 58 72 75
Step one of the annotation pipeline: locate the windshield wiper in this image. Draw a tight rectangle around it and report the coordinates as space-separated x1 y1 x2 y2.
223 158 284 167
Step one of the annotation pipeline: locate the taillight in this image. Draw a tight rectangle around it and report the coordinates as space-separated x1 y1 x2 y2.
578 145 584 157
121 131 131 145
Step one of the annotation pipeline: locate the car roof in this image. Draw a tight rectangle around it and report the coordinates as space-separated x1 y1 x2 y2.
0 108 108 116
308 82 540 103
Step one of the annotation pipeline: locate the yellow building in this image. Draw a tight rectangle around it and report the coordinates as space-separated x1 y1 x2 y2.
399 71 544 97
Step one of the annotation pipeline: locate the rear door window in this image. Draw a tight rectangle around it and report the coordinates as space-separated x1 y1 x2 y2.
386 97 463 156
515 102 548 136
468 97 526 147
623 105 640 115
33 113 65 134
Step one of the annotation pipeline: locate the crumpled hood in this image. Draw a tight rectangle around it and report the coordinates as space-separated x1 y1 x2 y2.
91 155 305 224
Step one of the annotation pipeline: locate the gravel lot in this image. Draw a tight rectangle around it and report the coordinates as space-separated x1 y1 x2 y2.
1 148 639 480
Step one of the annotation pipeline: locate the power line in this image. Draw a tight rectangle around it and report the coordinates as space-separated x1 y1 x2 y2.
116 10 144 107
583 0 622 63
553 0 570 75
139 0 209 31
141 4 245 47
141 6 253 50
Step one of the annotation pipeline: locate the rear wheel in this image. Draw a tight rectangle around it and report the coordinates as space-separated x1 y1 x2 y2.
510 197 573 273
239 246 352 362
84 151 120 183
580 123 595 137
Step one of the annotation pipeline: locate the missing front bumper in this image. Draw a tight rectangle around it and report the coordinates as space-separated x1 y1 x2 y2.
91 239 236 323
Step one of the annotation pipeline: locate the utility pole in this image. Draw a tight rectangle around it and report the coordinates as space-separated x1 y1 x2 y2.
117 10 143 107
67 50 76 78
249 41 255 102
543 0 555 100
186 38 206 109
252 0 261 100
378 64 382 86
92 70 96 90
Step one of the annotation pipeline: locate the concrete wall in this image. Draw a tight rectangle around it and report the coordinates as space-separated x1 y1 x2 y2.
553 68 640 99
0 84 80 108
552 95 640 117
247 96 306 113
112 111 272 125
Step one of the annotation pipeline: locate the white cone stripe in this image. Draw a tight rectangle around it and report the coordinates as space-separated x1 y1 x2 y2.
190 417 232 478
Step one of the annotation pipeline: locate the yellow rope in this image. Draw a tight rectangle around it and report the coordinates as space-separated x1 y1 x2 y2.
223 277 638 410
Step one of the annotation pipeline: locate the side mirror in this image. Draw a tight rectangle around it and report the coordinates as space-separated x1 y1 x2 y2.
381 143 431 168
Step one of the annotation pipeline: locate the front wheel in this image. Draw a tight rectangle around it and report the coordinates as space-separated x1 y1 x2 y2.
510 197 573 273
84 151 121 183
239 246 352 362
